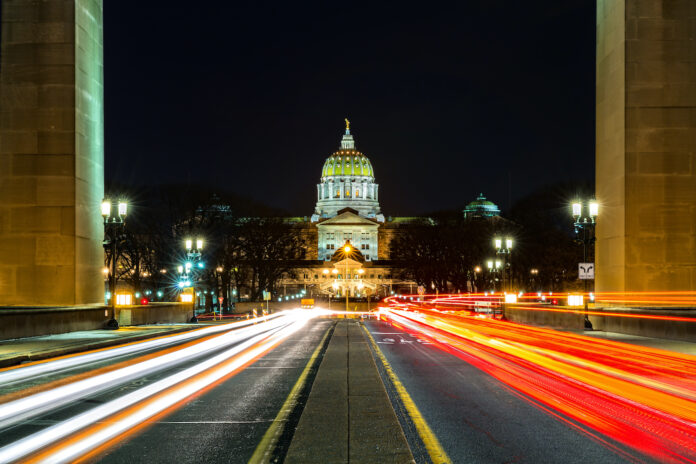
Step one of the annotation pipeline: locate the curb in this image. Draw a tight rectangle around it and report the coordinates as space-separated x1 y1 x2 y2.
0 326 199 369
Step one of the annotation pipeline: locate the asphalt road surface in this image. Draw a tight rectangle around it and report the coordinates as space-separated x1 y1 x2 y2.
364 319 653 464
0 316 333 463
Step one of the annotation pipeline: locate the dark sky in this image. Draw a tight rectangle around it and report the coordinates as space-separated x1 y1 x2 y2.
104 2 595 216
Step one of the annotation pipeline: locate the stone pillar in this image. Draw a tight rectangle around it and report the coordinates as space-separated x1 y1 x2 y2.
596 0 696 292
362 182 367 199
0 0 105 305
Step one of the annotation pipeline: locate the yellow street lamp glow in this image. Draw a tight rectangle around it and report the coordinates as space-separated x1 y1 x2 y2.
101 200 111 217
196 238 203 250
332 269 338 274
506 238 513 249
494 238 502 249
216 266 223 272
344 245 351 253
322 269 329 274
117 201 127 217
177 265 183 274
185 239 192 250
358 269 365 274
102 267 109 275
474 266 481 273
589 201 599 217
487 260 493 269
495 260 502 269
572 202 582 218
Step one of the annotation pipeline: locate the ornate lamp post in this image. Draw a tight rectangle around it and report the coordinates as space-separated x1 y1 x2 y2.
102 199 127 329
486 259 502 292
183 237 203 322
494 237 513 292
572 199 598 328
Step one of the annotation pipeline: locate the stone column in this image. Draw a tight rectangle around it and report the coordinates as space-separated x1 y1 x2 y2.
596 0 696 292
0 0 105 305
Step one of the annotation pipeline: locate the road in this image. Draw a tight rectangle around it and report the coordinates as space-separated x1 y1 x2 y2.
1 308 695 463
0 313 332 463
366 308 696 464
365 319 637 463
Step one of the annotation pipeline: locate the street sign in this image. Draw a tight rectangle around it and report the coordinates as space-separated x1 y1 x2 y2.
262 291 271 301
218 297 223 305
578 263 595 280
417 285 425 295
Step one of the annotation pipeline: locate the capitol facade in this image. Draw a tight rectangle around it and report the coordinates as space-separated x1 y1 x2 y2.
276 120 501 301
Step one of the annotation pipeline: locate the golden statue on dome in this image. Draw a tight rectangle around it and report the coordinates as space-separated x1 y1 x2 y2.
345 118 350 131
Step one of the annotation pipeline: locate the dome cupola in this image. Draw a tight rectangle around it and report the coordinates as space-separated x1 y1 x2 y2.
312 120 383 222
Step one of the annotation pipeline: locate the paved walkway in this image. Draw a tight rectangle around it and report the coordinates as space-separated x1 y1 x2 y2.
0 324 200 368
285 320 413 463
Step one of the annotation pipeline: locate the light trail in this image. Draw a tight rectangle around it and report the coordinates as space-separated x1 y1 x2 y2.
379 306 696 463
0 315 291 430
0 312 287 386
0 311 312 464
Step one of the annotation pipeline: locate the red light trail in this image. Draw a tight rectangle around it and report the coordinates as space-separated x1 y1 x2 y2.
379 303 696 463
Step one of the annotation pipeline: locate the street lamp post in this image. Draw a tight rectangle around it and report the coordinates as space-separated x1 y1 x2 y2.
184 237 204 322
572 200 598 329
102 199 127 329
486 259 502 292
494 237 513 292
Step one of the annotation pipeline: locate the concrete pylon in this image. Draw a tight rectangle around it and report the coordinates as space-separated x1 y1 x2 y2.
596 0 696 292
0 0 104 305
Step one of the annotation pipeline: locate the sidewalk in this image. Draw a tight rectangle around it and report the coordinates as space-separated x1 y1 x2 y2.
0 324 202 368
582 330 696 356
285 320 414 463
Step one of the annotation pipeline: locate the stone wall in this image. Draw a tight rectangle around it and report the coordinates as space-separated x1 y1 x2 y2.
0 0 104 305
596 0 696 291
0 302 192 340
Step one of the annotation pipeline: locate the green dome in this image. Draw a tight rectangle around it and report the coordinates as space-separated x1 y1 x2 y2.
321 150 374 178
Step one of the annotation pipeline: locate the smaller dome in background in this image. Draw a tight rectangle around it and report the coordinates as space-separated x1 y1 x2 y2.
463 193 501 219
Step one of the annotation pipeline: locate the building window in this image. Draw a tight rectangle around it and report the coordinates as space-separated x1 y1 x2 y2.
365 255 370 261
314 274 318 279
344 233 352 240
378 274 382 279
361 244 370 250
303 274 308 279
370 274 375 278
356 189 360 197
326 244 334 250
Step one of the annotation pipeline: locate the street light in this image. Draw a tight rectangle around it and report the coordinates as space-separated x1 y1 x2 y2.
182 237 204 322
102 198 127 329
486 259 502 291
493 236 513 292
571 199 598 329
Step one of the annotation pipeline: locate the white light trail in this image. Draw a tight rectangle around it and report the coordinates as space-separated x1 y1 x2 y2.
0 312 311 464
0 314 292 430
0 312 287 386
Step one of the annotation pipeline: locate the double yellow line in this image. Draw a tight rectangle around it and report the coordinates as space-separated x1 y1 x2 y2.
363 326 452 464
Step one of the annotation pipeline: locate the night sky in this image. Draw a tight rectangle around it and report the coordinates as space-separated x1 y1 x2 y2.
104 2 595 216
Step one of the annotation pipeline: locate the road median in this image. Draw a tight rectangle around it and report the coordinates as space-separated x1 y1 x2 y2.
284 319 414 463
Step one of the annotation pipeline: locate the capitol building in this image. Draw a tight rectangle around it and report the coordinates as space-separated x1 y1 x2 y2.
278 121 500 300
